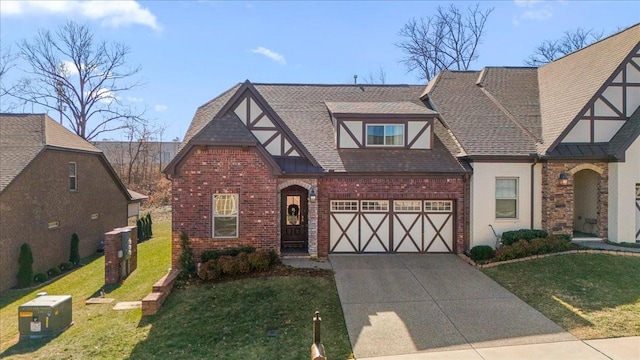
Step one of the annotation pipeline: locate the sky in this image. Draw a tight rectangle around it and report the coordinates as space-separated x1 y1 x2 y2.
1 0 639 141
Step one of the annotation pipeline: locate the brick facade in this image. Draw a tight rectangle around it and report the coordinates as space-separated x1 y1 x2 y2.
170 146 470 265
171 146 278 268
0 149 128 292
541 161 608 238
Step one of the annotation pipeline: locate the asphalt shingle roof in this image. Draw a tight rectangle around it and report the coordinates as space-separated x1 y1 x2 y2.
0 113 101 192
181 83 467 174
325 101 438 116
424 70 539 157
538 23 640 153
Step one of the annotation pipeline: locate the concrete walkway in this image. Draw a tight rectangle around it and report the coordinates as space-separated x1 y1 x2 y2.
573 240 640 253
359 336 640 360
330 254 576 359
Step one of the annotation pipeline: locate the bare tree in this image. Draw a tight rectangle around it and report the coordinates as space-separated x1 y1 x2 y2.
0 45 18 105
525 28 603 66
397 4 493 81
362 67 387 84
8 21 146 140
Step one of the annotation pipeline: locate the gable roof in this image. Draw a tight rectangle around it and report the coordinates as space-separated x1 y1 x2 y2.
539 23 640 153
0 113 136 200
174 83 468 174
423 69 540 157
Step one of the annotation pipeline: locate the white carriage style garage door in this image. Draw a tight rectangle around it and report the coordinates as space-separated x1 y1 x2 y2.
330 199 454 253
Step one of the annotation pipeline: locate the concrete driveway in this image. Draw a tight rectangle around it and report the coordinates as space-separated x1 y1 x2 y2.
330 254 576 359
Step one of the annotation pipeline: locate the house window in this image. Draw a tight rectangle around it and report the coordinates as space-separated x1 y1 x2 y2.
636 183 640 198
424 200 452 212
213 194 238 237
496 178 518 219
69 162 77 191
366 124 404 146
330 200 359 212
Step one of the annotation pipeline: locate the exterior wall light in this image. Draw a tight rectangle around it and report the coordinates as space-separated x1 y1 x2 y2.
309 188 317 202
558 172 569 186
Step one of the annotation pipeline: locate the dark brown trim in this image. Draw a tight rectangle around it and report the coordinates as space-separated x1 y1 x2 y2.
323 172 469 178
547 41 640 153
598 95 624 117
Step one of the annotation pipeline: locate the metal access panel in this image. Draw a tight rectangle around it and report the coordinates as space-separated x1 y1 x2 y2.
18 295 72 340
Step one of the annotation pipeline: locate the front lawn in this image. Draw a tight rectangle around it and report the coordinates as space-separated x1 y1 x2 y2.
1 221 352 359
482 254 640 339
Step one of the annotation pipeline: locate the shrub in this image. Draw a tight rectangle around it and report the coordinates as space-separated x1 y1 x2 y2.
236 252 251 274
547 235 572 252
200 246 256 263
268 250 281 265
69 233 80 265
218 256 239 275
59 262 74 271
136 219 143 242
17 243 34 288
33 272 48 283
529 238 548 255
147 213 153 237
469 245 494 261
198 260 221 281
494 246 516 261
248 251 271 271
178 232 196 277
511 239 533 258
501 229 548 246
47 267 62 277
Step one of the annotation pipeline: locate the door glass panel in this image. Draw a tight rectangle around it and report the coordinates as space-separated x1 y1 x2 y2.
286 195 301 225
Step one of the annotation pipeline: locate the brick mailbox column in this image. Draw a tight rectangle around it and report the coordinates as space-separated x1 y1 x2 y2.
104 226 138 285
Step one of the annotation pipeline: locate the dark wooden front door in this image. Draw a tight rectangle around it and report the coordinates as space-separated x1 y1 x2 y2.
281 186 308 250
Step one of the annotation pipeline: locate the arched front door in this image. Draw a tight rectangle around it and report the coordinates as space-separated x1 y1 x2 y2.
281 186 308 251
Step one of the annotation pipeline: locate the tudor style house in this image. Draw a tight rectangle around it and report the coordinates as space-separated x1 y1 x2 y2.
165 24 639 264
0 113 145 291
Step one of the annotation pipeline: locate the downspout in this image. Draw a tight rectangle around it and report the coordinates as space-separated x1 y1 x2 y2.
530 156 538 230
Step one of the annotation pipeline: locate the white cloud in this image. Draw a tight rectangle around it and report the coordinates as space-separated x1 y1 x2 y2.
0 1 161 31
512 0 554 24
521 6 553 20
127 96 144 103
154 104 168 112
95 88 116 104
251 46 286 65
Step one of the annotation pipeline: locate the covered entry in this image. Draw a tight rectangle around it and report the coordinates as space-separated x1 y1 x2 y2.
330 200 454 253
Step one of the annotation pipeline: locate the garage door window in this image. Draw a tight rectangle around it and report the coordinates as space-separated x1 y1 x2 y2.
361 200 389 212
496 178 518 219
394 200 422 212
424 200 452 212
331 200 358 212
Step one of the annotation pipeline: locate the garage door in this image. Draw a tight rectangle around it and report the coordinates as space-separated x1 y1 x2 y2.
330 200 454 253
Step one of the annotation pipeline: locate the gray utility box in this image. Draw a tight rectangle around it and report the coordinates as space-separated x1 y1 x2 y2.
19 295 72 340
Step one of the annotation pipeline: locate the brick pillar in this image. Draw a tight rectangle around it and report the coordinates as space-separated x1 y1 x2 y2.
104 226 138 285
104 230 121 285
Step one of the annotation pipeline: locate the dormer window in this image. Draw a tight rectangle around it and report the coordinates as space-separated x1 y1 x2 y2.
366 124 404 146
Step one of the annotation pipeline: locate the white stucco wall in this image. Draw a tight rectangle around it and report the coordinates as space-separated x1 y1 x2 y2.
470 162 542 248
608 136 640 242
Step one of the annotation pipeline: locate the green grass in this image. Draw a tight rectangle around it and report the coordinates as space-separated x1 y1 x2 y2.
482 254 640 339
129 276 352 359
1 222 353 359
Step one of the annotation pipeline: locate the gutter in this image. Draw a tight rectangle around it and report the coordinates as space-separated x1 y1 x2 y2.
530 154 538 230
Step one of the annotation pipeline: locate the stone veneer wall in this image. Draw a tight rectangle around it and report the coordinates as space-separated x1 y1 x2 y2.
541 162 608 238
